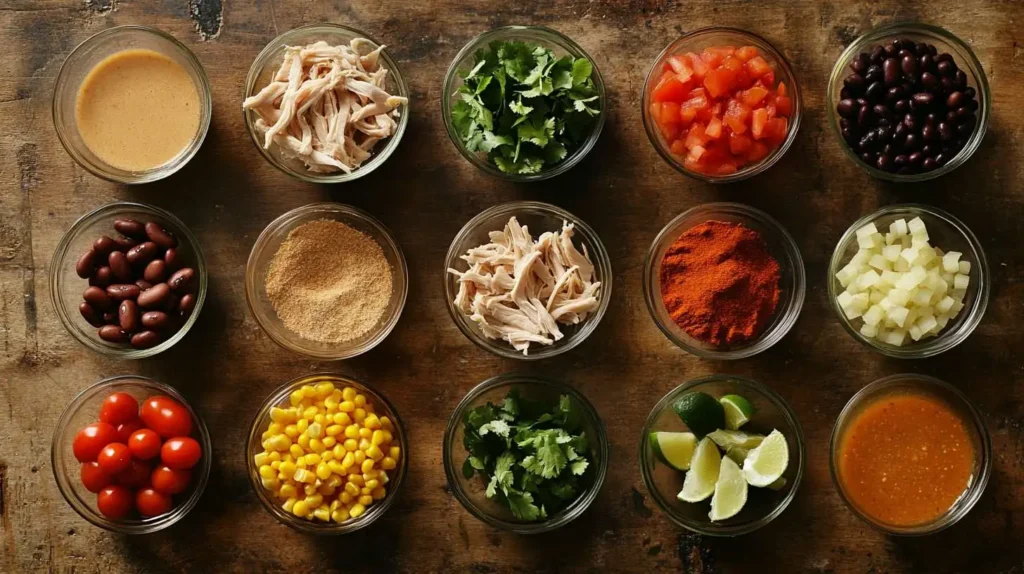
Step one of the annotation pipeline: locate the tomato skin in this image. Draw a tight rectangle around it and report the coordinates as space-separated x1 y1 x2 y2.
116 459 152 488
73 422 119 463
160 437 202 470
128 429 162 460
97 443 133 475
97 485 134 519
80 462 113 493
151 465 192 495
115 420 144 444
135 488 173 517
99 392 139 426
140 396 193 439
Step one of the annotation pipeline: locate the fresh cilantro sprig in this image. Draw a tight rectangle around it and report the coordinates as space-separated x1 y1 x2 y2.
450 40 600 175
461 390 592 521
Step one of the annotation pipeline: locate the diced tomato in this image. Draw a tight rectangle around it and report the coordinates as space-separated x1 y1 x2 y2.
700 49 724 69
679 106 697 127
684 52 709 79
657 102 682 141
766 102 777 119
741 86 769 107
751 108 769 139
666 56 694 82
681 92 709 113
669 138 687 156
703 68 736 99
659 123 681 142
748 141 771 163
652 75 690 103
729 133 752 155
777 81 788 97
649 102 662 123
775 95 792 117
684 123 708 149
735 46 759 62
723 99 751 134
764 117 789 143
746 56 773 78
761 69 775 87
687 144 706 162
705 117 723 139
713 162 739 175
721 56 744 73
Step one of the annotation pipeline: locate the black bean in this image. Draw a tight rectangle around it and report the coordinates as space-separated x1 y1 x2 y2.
958 122 975 137
877 126 893 142
866 81 885 101
922 124 936 141
921 72 939 90
861 152 876 164
859 131 878 150
909 151 924 164
936 60 952 76
844 74 866 92
964 86 976 100
882 143 894 156
886 86 903 102
955 70 968 89
966 100 979 111
922 157 938 171
876 154 892 171
900 54 917 76
920 54 934 72
851 53 870 74
873 104 889 118
866 64 883 83
938 122 954 141
928 44 938 56
857 105 870 126
883 58 900 86
894 154 909 166
904 133 920 150
941 77 956 92
842 126 856 143
946 110 959 123
921 144 936 157
912 92 934 108
903 114 917 130
894 99 910 113
837 99 857 118
935 53 954 64
935 153 947 165
870 46 885 63
840 87 854 100
884 43 897 57
915 43 929 56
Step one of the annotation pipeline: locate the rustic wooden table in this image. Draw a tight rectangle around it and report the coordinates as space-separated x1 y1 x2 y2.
1 0 1022 572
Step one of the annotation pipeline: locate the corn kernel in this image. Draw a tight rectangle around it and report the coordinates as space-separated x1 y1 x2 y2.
339 401 355 413
358 428 373 440
341 452 355 470
284 424 299 438
353 408 366 423
350 504 366 518
354 450 366 464
328 460 345 475
269 422 284 435
314 414 327 425
261 477 280 490
389 446 401 460
370 430 385 446
322 436 337 448
271 406 296 423
296 418 309 432
297 434 310 449
380 456 397 470
307 422 323 439
333 412 352 426
325 399 339 412
302 406 318 420
358 494 373 506
365 479 380 490
371 486 386 500
289 391 304 406
361 459 375 473
305 493 323 508
379 472 389 485
344 482 360 496
332 445 346 460
342 387 357 401
310 438 326 453
292 500 310 518
344 425 360 439
289 444 304 459
316 382 335 397
366 445 384 461
293 468 315 483
313 507 331 522
304 484 318 496
380 430 393 444
254 452 270 467
358 438 371 451
299 398 313 409
301 385 317 398
271 460 282 470
380 416 394 432
321 450 334 462
318 485 337 497
303 453 321 466
263 434 291 452
362 470 378 481
364 414 381 430
331 508 350 522
296 458 307 469
316 462 332 480
344 438 359 452
283 497 297 512
261 429 274 441
353 394 366 407
348 474 365 487
326 424 343 437
280 484 298 499
340 492 353 504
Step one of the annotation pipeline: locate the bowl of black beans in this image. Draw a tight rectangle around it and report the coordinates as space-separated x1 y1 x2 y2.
49 202 207 358
828 23 990 181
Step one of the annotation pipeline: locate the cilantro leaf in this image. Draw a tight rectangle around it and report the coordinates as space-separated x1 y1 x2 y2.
479 419 510 438
506 490 543 521
571 58 594 86
570 458 589 476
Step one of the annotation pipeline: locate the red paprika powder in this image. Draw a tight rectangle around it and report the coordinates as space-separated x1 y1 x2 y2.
659 220 781 346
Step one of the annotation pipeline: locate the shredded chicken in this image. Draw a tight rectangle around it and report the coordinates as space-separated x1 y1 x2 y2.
242 39 408 173
447 217 602 355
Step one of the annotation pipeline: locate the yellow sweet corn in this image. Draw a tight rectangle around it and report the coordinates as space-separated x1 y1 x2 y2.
316 462 332 481
296 418 309 433
315 382 335 397
331 508 350 522
292 500 310 518
342 387 357 401
284 424 299 438
353 450 366 465
354 394 367 408
313 414 326 425
289 444 305 459
340 492 353 504
366 445 384 461
344 438 359 452
344 482 360 496
341 452 355 470
389 446 401 460
371 430 385 446
380 456 397 470
280 483 298 499
349 504 366 518
254 452 270 467
365 479 380 490
358 428 372 440
322 436 337 448
303 453 321 466
353 408 366 424
358 438 371 451
371 487 386 500
321 450 334 462
283 497 298 512
364 414 381 430
297 434 310 449
309 438 326 453
333 412 352 426
339 401 355 413
361 459 375 474
261 477 279 491
289 391 304 406
313 507 331 522
326 424 343 437
358 494 373 506
380 416 394 432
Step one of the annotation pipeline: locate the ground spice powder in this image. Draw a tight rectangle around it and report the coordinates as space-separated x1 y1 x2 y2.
266 219 392 344
659 220 781 347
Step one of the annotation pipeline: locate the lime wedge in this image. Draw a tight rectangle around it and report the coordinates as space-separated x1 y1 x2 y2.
725 446 749 465
720 394 755 430
649 431 697 471
677 437 721 503
672 392 725 437
742 429 789 487
709 456 748 521
707 429 764 451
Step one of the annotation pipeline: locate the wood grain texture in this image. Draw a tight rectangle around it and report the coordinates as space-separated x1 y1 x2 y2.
1 1 1022 572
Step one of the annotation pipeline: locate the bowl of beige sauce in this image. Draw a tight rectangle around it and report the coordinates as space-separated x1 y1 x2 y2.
53 26 212 184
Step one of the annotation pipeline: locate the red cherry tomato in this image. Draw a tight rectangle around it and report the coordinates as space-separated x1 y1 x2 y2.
116 459 152 488
128 429 162 460
115 419 144 444
80 462 113 493
97 485 134 519
140 396 193 439
97 442 132 475
73 422 118 462
160 437 201 470
99 392 140 426
150 465 192 495
135 487 173 517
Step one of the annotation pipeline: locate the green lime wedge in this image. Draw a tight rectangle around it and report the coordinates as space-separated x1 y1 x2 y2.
720 394 755 430
649 431 697 471
742 429 789 487
677 437 721 503
708 429 764 451
672 392 726 438
709 456 748 521
725 446 749 465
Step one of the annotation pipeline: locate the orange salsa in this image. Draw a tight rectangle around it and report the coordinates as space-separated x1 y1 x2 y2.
837 393 974 527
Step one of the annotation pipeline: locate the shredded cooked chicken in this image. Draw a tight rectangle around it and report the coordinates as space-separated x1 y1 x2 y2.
447 216 602 355
242 39 408 173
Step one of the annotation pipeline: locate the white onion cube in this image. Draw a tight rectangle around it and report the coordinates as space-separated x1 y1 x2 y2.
869 254 890 271
936 295 955 314
856 223 879 239
909 324 924 341
883 330 906 346
837 291 855 308
953 274 970 290
912 288 934 306
900 248 919 264
890 219 909 237
863 305 884 326
882 245 902 262
908 217 928 239
888 288 911 306
888 306 910 327
860 323 878 338
917 315 938 334
958 260 971 274
858 270 881 289
942 252 962 273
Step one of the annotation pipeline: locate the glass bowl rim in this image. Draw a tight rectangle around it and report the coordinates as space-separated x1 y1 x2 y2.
827 373 992 535
642 201 806 359
244 201 409 360
442 200 613 360
826 203 990 358
441 372 609 534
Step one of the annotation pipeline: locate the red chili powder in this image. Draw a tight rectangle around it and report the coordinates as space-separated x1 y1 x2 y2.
659 220 782 347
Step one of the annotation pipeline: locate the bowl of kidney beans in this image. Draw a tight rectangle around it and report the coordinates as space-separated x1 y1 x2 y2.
49 202 207 358
51 375 211 533
827 23 990 181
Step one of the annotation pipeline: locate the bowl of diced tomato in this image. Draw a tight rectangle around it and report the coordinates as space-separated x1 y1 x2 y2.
643 28 801 182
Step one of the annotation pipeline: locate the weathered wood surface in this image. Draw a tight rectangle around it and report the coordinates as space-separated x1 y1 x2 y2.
1 0 1022 572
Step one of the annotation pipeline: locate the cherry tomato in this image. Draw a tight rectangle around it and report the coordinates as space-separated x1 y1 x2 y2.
160 437 201 470
97 442 132 475
135 487 173 517
115 459 152 488
73 422 118 462
97 485 134 519
80 462 113 493
115 419 144 444
99 392 139 426
140 396 193 439
128 428 162 460
150 465 192 495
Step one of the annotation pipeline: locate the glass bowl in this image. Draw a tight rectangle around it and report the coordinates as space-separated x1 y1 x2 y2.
243 24 409 184
826 23 990 182
827 204 989 358
246 373 408 534
641 27 802 183
52 25 212 184
51 375 212 534
829 374 991 535
49 202 208 359
441 25 606 182
442 373 609 534
639 375 805 536
245 203 408 360
643 202 805 360
443 201 612 360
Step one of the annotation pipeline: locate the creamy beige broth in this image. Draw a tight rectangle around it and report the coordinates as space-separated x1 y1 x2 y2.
75 49 200 172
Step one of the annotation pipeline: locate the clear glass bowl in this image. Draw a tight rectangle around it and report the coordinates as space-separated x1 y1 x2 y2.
643 202 805 359
641 27 802 183
51 375 212 534
245 203 408 360
829 374 991 535
441 25 606 182
245 373 408 534
442 373 609 534
827 204 989 358
243 24 409 183
826 23 991 182
639 375 805 536
52 26 212 184
48 202 208 359
443 201 612 360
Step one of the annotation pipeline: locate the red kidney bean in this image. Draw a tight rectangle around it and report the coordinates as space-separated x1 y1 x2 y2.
103 312 118 325
178 293 196 316
89 266 112 288
83 286 112 310
168 267 195 293
137 282 170 308
118 299 141 333
126 242 159 266
144 222 178 248
143 259 167 283
163 292 180 314
113 219 146 239
164 248 181 271
141 311 170 330
79 302 104 327
108 251 132 282
93 236 116 255
135 279 153 291
130 331 161 349
76 249 97 279
98 325 129 343
106 284 141 301
111 235 139 252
